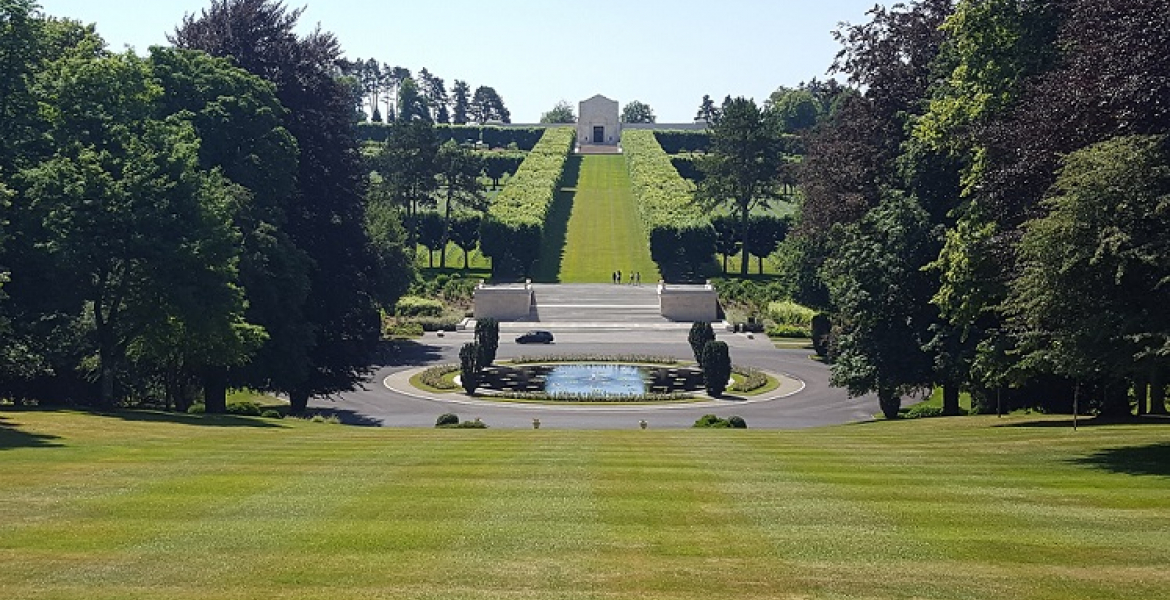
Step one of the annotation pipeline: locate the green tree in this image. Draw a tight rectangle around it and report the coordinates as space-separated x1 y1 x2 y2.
540 100 576 124
450 79 471 125
822 193 938 419
697 97 787 275
396 77 430 123
147 46 309 413
435 140 484 268
174 0 395 413
22 52 256 406
768 88 820 132
448 213 481 270
695 94 719 125
745 215 788 275
416 211 447 268
711 215 741 274
372 119 439 223
700 340 731 398
621 100 656 124
470 85 510 124
1009 135 1170 416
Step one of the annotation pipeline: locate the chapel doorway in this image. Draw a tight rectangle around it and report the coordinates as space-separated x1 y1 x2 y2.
592 126 604 144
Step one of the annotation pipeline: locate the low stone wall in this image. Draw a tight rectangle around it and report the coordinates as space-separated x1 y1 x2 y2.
658 283 718 322
473 282 534 321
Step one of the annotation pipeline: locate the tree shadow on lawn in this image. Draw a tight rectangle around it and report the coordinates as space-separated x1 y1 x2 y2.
993 415 1170 428
83 409 284 428
1072 442 1170 477
0 414 65 450
529 156 580 283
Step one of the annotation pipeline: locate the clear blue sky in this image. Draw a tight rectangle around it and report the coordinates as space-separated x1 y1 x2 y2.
38 0 878 123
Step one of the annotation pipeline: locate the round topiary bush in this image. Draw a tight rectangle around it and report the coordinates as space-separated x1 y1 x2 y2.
226 401 261 416
726 415 747 429
260 409 283 419
187 403 206 415
435 413 460 427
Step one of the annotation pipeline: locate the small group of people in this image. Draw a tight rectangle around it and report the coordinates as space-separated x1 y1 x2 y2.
611 270 641 285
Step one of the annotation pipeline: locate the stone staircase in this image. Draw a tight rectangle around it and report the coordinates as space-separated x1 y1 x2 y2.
492 283 688 330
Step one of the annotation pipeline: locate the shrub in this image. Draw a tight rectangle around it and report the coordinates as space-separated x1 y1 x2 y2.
767 300 816 326
700 340 731 398
460 343 481 394
904 404 945 419
395 296 444 318
187 403 206 415
693 414 748 428
730 366 767 392
694 414 726 428
767 324 811 339
475 318 499 366
260 409 283 419
688 322 716 364
384 320 425 338
226 401 262 416
419 365 460 390
436 416 488 429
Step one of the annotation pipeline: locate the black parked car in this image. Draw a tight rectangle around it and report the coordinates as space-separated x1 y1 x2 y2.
515 330 554 344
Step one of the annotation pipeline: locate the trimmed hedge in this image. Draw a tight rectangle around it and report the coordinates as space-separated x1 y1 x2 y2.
356 123 544 150
622 130 714 278
480 127 575 278
654 130 711 154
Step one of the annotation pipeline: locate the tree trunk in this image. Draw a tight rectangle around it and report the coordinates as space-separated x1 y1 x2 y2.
739 203 750 276
878 388 901 419
1134 373 1148 416
1150 365 1167 415
289 388 310 415
758 255 764 275
463 248 470 270
441 189 452 269
942 383 961 416
203 367 228 414
99 360 116 408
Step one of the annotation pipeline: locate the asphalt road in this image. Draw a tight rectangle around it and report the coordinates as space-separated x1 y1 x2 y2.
309 329 878 430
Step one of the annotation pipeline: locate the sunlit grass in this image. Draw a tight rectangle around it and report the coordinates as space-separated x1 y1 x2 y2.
543 155 660 283
1 410 1168 599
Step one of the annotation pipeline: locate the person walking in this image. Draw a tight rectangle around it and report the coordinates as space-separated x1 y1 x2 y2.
617 270 622 285
635 271 641 286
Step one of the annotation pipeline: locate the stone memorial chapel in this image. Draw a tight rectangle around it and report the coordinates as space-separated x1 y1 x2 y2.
577 94 620 146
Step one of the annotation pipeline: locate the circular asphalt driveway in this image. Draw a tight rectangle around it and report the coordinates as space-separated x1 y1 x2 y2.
310 329 878 429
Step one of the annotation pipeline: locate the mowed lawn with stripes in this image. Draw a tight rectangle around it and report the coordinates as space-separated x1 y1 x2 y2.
2 410 1169 600
533 155 660 283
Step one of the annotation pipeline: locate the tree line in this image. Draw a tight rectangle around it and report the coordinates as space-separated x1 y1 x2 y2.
340 58 510 125
788 0 1170 417
0 0 416 413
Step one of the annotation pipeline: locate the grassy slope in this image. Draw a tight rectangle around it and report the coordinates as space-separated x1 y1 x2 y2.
2 411 1168 600
534 155 660 283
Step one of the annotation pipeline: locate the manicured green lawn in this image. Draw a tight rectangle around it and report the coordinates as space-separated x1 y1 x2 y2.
2 410 1168 599
534 155 660 283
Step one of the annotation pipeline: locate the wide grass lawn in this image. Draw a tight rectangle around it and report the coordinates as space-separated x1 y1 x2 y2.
2 411 1168 600
534 155 660 283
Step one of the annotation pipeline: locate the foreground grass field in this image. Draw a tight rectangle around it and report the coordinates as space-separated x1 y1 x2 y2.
1 410 1168 600
534 155 660 283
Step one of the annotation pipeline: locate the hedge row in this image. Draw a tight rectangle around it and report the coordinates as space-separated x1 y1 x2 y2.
622 130 715 279
356 123 544 150
480 127 576 278
653 130 711 154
